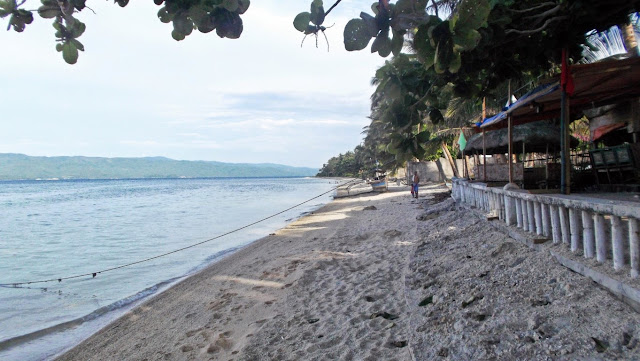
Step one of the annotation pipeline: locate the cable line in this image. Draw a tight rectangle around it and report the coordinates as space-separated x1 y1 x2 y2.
0 179 358 288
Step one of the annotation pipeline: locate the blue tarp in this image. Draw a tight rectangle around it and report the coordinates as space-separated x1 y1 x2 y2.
477 81 560 128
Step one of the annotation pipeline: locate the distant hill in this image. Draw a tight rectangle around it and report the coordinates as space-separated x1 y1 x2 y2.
0 154 318 180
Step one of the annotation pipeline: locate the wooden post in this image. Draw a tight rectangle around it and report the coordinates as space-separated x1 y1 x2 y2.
482 98 487 182
560 49 571 195
442 143 460 178
507 80 514 184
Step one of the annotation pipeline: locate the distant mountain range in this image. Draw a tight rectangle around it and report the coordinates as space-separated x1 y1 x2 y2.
0 153 318 180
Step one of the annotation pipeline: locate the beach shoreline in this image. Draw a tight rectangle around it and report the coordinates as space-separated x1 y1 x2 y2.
0 177 346 361
57 182 640 360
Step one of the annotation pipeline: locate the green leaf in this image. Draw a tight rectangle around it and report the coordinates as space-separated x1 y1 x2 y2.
344 18 373 51
413 25 435 67
37 4 60 19
0 0 16 17
214 9 243 39
55 42 63 52
434 36 453 74
173 14 193 36
222 0 238 12
70 19 85 38
371 33 392 57
196 13 216 33
71 0 86 10
448 50 461 73
452 0 490 32
70 38 84 51
360 12 378 37
171 29 186 41
62 41 78 64
157 8 172 23
452 28 481 51
416 130 431 142
236 0 250 14
293 12 310 32
391 29 404 56
310 1 324 26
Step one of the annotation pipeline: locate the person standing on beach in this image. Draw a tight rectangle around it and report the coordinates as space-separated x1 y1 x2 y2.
411 171 419 198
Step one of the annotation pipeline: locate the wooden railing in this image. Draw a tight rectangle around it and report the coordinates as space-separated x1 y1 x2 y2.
452 178 640 278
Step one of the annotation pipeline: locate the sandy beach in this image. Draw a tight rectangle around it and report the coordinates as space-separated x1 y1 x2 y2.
58 183 640 360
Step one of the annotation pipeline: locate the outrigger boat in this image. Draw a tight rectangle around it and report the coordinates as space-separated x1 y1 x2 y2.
368 169 388 192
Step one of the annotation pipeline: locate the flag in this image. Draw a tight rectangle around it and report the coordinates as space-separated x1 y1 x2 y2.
561 48 575 96
458 132 467 151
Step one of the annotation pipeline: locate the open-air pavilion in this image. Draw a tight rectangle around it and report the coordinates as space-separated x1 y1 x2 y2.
469 56 640 193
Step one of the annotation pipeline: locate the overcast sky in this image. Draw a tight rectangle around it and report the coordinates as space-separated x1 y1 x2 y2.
0 1 386 169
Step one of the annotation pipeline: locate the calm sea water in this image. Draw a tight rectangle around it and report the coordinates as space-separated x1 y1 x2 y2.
0 177 339 360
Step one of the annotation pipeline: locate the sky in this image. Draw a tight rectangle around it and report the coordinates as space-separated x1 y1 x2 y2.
0 0 386 169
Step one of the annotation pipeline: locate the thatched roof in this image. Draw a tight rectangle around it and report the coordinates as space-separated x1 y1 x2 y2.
465 120 579 154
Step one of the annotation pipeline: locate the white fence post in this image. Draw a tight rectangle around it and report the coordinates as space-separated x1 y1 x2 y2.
527 201 535 233
559 206 570 245
612 215 625 271
569 208 582 254
550 205 561 243
542 203 551 237
630 218 639 278
515 196 522 227
522 199 530 232
534 201 543 235
582 210 595 259
594 213 608 263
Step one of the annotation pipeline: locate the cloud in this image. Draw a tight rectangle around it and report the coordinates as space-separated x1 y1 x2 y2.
0 0 386 168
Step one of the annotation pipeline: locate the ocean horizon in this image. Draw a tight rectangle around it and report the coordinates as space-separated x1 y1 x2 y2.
0 177 340 360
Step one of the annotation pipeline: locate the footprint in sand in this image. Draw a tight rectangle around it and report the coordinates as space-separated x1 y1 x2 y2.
205 331 234 354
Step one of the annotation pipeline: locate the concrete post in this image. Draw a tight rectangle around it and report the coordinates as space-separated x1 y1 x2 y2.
630 218 639 278
542 203 551 237
569 208 582 253
515 197 523 228
505 195 517 226
612 215 625 271
550 205 561 243
460 184 466 204
594 213 608 263
527 200 535 233
522 199 530 232
582 210 595 259
559 206 570 245
534 201 543 235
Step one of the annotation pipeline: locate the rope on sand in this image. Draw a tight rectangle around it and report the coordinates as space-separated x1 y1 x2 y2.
0 179 359 288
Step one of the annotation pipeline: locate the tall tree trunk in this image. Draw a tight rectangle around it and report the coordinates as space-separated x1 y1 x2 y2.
620 22 639 57
441 142 460 178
